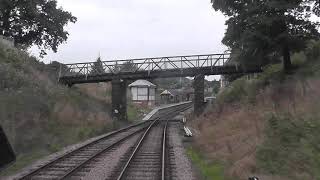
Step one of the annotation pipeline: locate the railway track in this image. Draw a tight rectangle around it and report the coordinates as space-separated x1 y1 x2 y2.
17 103 191 180
19 122 152 180
113 120 168 180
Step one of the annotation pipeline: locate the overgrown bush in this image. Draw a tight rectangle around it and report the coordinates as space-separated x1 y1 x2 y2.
257 114 320 179
200 40 320 179
305 40 320 61
0 41 114 175
217 63 284 105
187 147 226 180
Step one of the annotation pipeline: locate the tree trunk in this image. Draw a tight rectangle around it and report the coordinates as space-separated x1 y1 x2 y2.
2 10 11 37
282 44 292 72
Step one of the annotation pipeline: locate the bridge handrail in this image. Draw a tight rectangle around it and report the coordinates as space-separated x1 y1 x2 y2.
63 53 231 66
59 53 232 79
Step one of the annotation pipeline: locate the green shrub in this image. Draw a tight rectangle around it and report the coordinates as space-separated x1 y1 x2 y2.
0 150 48 176
217 63 285 105
305 40 320 61
127 103 151 122
292 52 307 66
217 78 248 103
257 114 320 179
214 40 320 179
127 103 139 122
187 147 226 180
0 39 114 175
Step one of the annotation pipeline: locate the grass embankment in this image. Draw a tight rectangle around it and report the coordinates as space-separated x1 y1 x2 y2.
187 147 225 180
189 40 320 180
127 103 140 121
127 103 152 122
0 42 115 176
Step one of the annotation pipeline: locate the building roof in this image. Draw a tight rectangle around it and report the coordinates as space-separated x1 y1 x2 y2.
162 88 194 96
128 79 156 88
160 90 173 96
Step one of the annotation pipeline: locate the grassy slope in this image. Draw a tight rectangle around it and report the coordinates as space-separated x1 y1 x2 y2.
187 147 226 180
0 43 114 175
127 103 152 122
189 41 320 180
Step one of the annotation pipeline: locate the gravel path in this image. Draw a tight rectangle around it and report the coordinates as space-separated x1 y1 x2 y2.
167 121 196 180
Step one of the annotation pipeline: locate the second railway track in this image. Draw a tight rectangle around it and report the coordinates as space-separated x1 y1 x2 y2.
114 120 169 180
19 122 152 180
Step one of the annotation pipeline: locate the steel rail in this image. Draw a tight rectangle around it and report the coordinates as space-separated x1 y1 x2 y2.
59 123 153 180
116 120 159 180
18 121 151 180
161 120 168 180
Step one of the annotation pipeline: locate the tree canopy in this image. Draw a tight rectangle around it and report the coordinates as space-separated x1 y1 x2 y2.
0 0 76 55
120 60 138 72
212 0 320 70
91 56 105 74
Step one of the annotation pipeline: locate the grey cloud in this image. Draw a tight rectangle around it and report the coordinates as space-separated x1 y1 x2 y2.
31 0 227 80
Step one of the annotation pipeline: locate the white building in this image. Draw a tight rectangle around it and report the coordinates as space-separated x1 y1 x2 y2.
129 80 156 106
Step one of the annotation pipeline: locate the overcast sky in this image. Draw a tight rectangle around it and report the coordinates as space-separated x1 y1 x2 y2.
32 0 227 65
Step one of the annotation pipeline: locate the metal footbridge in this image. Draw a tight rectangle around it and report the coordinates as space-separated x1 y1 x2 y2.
58 52 262 85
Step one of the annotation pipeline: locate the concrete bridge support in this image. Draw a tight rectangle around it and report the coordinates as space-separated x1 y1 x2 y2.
194 74 205 116
112 79 127 121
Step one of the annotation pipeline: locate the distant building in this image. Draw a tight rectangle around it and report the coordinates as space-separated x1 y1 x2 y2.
129 79 156 106
220 75 229 89
160 88 194 104
205 96 216 104
160 90 174 104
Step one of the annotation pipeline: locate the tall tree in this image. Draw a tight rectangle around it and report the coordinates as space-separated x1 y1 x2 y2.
212 0 320 71
91 56 105 74
120 60 138 72
0 0 76 55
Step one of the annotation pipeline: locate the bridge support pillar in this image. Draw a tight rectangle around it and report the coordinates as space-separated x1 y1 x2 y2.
194 74 205 116
112 79 127 121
